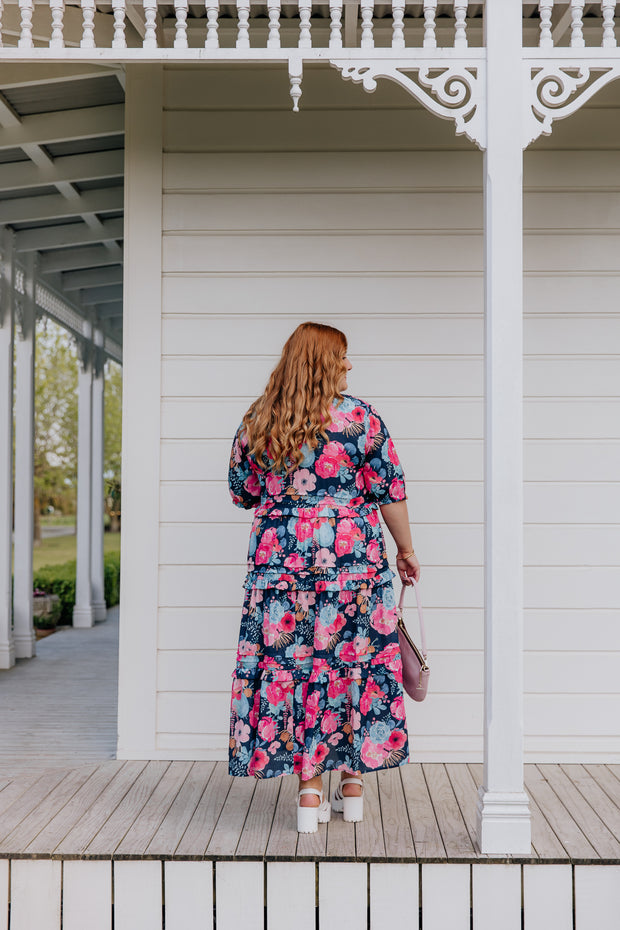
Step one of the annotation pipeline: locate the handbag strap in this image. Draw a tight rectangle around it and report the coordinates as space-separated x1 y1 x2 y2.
397 578 427 657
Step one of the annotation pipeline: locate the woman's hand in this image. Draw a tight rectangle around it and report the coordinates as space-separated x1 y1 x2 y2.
396 552 421 585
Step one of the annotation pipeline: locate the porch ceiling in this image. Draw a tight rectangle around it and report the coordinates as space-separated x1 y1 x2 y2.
0 64 125 350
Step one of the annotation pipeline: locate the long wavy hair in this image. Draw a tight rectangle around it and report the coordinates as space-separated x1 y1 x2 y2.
242 322 348 474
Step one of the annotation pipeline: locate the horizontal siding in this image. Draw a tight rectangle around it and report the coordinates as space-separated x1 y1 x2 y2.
155 66 620 761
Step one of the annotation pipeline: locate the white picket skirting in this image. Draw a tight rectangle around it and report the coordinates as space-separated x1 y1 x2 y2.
2 860 620 929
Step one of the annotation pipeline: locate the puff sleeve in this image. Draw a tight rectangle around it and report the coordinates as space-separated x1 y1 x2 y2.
228 425 263 510
361 404 407 505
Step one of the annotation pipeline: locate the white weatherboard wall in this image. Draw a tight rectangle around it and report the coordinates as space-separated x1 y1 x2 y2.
129 64 619 762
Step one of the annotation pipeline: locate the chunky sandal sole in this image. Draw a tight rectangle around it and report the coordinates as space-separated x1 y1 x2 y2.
331 777 364 823
297 787 331 833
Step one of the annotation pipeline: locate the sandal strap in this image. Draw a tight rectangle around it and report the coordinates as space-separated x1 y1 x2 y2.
299 787 323 799
340 777 363 787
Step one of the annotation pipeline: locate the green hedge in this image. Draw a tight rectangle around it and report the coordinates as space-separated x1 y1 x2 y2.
33 551 121 625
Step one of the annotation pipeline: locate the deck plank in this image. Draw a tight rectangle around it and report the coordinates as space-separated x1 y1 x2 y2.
295 773 329 860
264 772 299 860
0 764 99 855
524 765 599 861
84 761 171 856
236 775 282 858
445 763 483 856
0 774 40 819
423 763 476 858
378 766 416 860
0 768 72 846
401 763 445 859
562 764 620 843
175 762 233 857
325 772 356 860
54 761 148 857
538 763 620 859
114 761 195 857
145 761 215 857
354 773 386 860
205 770 256 858
583 764 620 813
24 761 126 855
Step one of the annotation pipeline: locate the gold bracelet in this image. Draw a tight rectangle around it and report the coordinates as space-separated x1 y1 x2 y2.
396 549 415 560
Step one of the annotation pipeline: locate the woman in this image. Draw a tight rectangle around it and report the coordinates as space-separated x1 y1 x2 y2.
227 322 420 833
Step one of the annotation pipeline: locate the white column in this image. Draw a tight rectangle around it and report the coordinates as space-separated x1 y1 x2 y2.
476 0 531 854
91 327 107 622
13 254 36 659
0 230 15 669
73 330 95 628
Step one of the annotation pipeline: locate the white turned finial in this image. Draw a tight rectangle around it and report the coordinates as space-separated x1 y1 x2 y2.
423 0 437 49
18 0 34 48
570 0 585 46
538 1 553 47
80 0 96 48
236 0 250 49
174 0 188 47
205 0 219 48
143 0 158 47
289 56 302 112
391 0 405 50
329 0 342 49
454 0 467 48
111 0 126 48
602 0 617 47
267 0 281 49
49 0 65 48
298 0 312 48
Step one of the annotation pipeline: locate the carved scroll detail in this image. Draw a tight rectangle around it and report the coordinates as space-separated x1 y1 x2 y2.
524 64 620 147
329 60 486 149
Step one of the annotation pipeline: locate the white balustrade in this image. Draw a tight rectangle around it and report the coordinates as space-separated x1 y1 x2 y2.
328 0 342 48
236 0 250 49
143 0 158 48
570 0 585 47
49 0 64 47
298 0 312 48
205 0 219 49
392 0 404 49
454 0 467 48
111 0 126 49
267 0 280 49
423 0 437 49
360 0 373 48
174 0 188 47
538 0 553 47
80 0 96 48
602 0 617 47
17 0 34 48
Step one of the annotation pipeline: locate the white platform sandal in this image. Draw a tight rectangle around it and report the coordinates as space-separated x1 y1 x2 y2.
297 787 332 833
331 776 364 822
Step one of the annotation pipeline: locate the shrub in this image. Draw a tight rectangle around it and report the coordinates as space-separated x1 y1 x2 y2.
33 552 121 625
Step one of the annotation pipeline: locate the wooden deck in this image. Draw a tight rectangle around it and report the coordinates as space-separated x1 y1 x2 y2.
2 758 620 864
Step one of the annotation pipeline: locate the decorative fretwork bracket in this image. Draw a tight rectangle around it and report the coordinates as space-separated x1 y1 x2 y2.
328 60 486 150
523 62 620 148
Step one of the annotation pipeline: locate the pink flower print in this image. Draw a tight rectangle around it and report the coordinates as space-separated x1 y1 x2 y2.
293 644 313 661
334 518 362 557
387 438 400 466
320 709 341 734
248 748 270 774
360 680 387 715
327 732 344 746
389 478 405 501
284 553 306 571
351 406 365 423
266 473 284 496
296 591 316 611
366 539 381 563
295 518 314 543
360 736 390 768
314 548 336 569
255 527 282 565
280 611 296 633
315 579 327 592
244 472 261 498
265 681 285 705
237 639 258 658
355 471 366 492
315 442 352 479
375 642 400 670
337 641 358 663
370 602 397 635
390 696 406 719
350 709 361 731
367 508 379 527
292 468 317 495
304 690 321 727
311 742 329 766
388 729 407 750
231 678 244 697
268 740 280 754
367 414 381 443
344 603 357 617
258 717 277 742
314 625 330 650
327 677 349 699
295 723 306 743
233 720 251 746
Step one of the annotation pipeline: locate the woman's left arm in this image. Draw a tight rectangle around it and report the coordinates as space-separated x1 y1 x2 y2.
379 499 421 583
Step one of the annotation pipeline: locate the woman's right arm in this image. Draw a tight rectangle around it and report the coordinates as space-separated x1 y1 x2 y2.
379 499 421 584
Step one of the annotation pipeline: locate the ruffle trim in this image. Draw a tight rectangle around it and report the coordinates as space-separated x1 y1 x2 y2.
243 566 395 592
231 657 402 685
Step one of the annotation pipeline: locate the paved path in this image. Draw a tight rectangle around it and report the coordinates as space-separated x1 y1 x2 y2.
0 607 119 778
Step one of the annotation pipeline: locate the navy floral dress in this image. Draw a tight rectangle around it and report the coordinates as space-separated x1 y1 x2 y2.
227 394 409 781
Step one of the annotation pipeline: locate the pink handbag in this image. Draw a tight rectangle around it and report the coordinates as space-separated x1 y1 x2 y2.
397 578 430 702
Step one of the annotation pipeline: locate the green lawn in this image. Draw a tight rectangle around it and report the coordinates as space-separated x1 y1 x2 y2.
30 530 121 572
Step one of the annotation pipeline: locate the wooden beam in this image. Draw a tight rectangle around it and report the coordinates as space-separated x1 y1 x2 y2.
14 217 124 252
80 285 123 305
0 187 123 224
0 63 122 88
62 265 123 290
39 245 122 273
96 303 123 318
0 150 124 193
0 104 124 151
